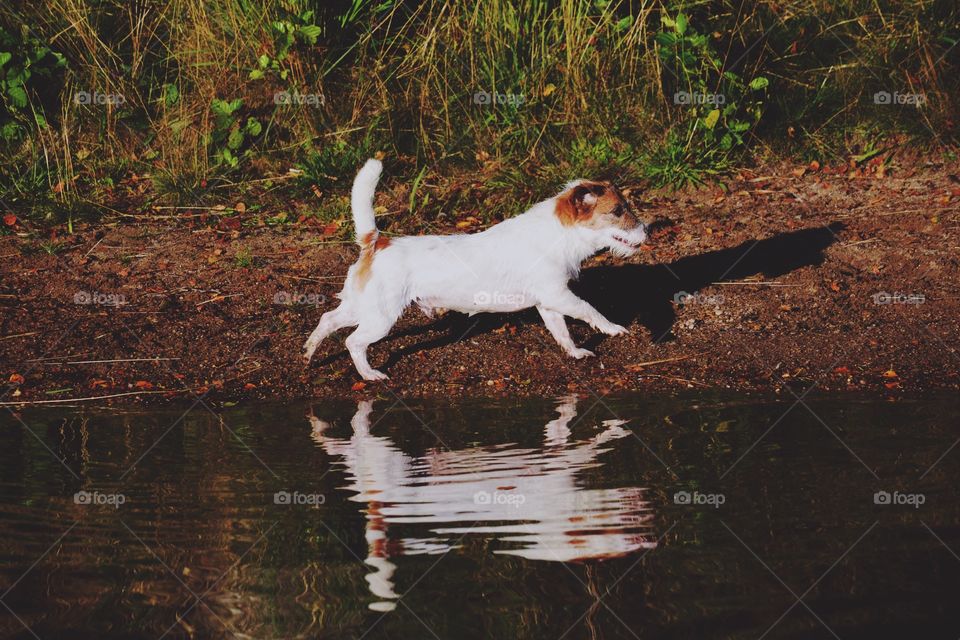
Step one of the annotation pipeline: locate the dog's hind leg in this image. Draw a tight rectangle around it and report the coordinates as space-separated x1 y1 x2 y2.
344 312 399 381
303 303 357 363
537 306 595 359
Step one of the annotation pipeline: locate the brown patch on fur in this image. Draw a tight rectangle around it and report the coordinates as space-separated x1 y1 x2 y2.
556 181 601 225
355 231 391 290
554 188 580 226
555 181 641 232
555 181 627 226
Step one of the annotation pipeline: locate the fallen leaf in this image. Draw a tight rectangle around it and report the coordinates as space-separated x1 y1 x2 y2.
351 381 366 391
3 213 16 226
134 380 153 389
243 382 256 390
883 369 898 378
234 202 246 213
321 222 339 236
9 373 25 384
809 160 821 171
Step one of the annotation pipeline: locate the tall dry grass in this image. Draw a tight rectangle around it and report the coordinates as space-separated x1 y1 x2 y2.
0 0 956 222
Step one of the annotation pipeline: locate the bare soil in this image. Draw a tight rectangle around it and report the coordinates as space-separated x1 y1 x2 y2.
2 160 959 405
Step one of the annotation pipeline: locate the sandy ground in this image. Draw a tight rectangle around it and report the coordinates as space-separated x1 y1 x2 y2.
2 159 959 405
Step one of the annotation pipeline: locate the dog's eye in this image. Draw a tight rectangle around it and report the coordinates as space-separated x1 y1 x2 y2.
613 205 625 217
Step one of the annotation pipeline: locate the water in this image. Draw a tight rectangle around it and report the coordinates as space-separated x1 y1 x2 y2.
1 393 958 639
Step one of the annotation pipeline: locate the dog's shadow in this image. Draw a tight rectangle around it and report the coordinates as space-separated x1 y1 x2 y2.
574 221 845 344
320 222 844 370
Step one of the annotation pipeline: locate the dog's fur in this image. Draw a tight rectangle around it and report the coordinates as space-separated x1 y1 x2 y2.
303 159 648 380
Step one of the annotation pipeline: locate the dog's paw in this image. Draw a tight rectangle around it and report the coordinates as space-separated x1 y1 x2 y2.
568 347 596 359
600 323 628 337
361 369 389 381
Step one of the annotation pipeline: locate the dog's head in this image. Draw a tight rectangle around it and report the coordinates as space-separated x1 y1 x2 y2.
555 180 647 256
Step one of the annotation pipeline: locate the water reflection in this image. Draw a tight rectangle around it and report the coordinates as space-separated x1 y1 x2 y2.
308 396 657 612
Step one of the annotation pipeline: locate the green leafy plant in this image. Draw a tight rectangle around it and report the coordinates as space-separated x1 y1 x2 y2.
0 26 66 142
234 245 253 268
296 131 378 189
649 12 769 187
209 98 262 169
248 10 322 81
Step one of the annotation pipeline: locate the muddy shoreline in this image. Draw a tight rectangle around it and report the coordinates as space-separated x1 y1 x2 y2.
2 162 959 405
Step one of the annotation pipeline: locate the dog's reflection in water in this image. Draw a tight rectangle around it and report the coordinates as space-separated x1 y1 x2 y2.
308 396 656 612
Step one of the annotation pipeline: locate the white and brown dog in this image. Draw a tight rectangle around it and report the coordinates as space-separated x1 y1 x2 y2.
303 159 647 380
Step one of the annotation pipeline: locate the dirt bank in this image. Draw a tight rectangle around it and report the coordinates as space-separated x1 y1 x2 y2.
2 160 959 405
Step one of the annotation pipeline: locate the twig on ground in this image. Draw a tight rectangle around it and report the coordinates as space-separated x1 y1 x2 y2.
38 357 181 366
1 332 39 341
196 293 242 307
712 281 803 286
0 389 189 405
626 354 700 370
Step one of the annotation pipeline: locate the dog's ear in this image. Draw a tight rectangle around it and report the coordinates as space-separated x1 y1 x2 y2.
556 183 600 225
572 185 599 211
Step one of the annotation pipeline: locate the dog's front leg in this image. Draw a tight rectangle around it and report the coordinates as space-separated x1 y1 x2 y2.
542 289 627 337
537 307 595 359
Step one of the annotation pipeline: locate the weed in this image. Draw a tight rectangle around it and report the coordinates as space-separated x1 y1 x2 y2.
234 246 254 268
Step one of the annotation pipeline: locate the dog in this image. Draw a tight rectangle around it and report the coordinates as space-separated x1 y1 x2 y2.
302 158 648 380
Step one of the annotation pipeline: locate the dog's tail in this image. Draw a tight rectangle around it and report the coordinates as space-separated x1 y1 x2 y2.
351 158 382 246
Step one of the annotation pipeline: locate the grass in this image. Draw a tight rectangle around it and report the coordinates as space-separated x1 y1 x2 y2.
0 0 957 229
